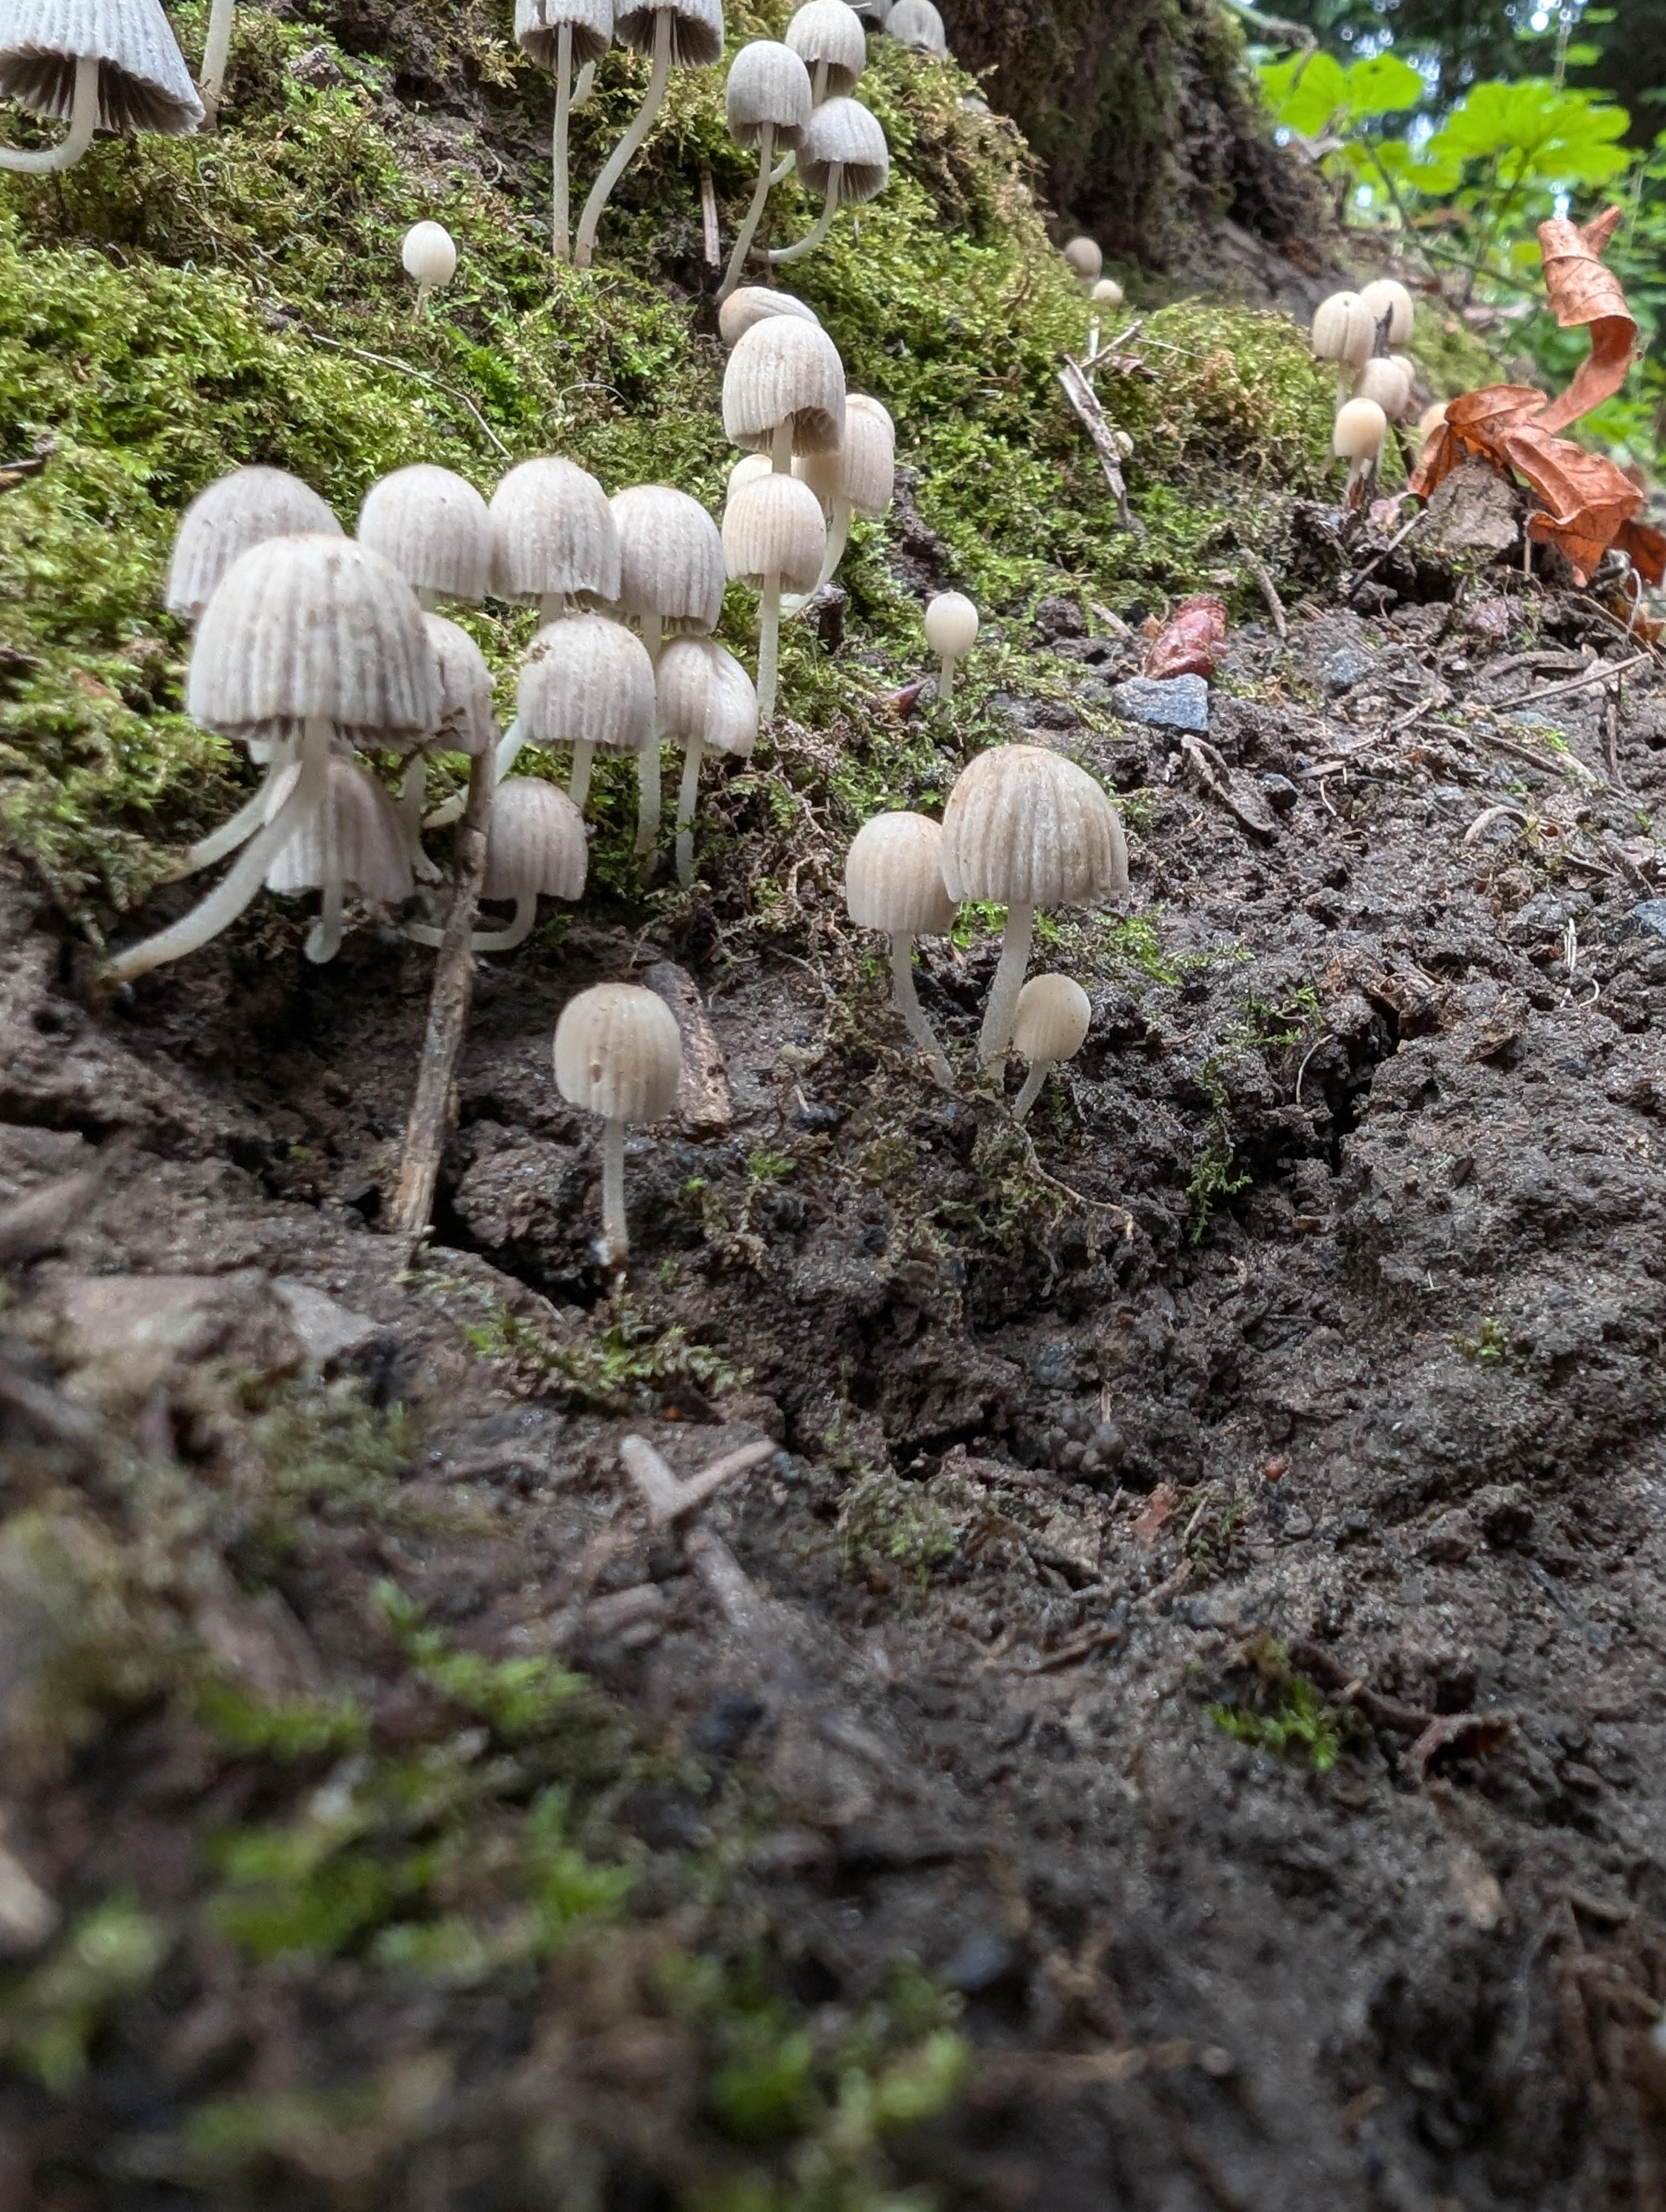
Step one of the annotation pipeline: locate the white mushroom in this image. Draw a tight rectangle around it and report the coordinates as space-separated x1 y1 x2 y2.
1061 235 1102 282
357 465 491 609
924 589 978 701
844 810 957 1085
1354 355 1411 421
768 93 887 265
572 0 725 268
717 285 821 346
402 221 457 311
490 456 621 623
657 635 758 886
0 0 202 171
265 756 414 964
1311 291 1376 404
401 612 496 876
517 608 655 807
717 39 812 302
794 389 894 594
514 0 615 261
722 313 846 472
553 982 683 1264
1009 973 1090 1120
786 0 865 99
886 0 945 53
610 483 726 856
1334 396 1388 507
410 773 587 951
721 471 825 719
1359 276 1415 348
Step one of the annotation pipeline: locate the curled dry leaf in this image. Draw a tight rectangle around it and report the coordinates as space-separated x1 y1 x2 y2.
1145 592 1228 679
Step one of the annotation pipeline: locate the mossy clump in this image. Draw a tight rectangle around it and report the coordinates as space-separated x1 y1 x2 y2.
839 1464 959 1584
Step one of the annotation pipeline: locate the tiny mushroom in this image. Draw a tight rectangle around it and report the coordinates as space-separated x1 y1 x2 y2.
490 456 622 623
1062 234 1102 282
718 284 820 345
718 39 813 300
940 743 1128 1069
402 220 457 310
609 483 726 855
357 465 492 610
886 0 945 53
1009 973 1091 1120
1311 290 1375 403
794 389 894 593
553 981 684 1264
785 0 866 100
1334 395 1388 507
1354 355 1411 421
572 0 725 267
167 465 343 629
1087 272 1122 353
769 92 887 264
265 756 415 964
517 607 655 808
722 469 825 718
414 773 587 951
924 589 978 701
722 312 846 473
844 810 957 1085
657 634 758 885
1359 275 1415 347
514 0 615 260
0 0 202 172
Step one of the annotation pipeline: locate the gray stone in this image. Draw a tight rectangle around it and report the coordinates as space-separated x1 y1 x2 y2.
1634 899 1666 944
1259 772 1298 813
1113 673 1209 732
1322 645 1375 692
272 1277 380 1364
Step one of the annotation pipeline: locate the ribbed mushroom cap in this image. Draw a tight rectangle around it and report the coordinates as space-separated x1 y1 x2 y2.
514 0 614 67
722 473 826 594
490 458 621 607
482 776 588 902
554 981 683 1123
941 744 1129 909
845 811 956 936
1061 235 1101 280
723 315 847 456
610 485 726 634
1359 276 1415 347
725 452 776 507
1354 356 1411 420
885 0 944 52
0 0 202 134
798 391 894 516
656 636 758 757
358 465 492 605
1333 397 1388 461
613 0 723 66
796 94 887 201
518 610 656 755
1311 291 1375 370
166 468 343 627
424 614 496 757
401 222 457 288
187 535 437 746
924 590 978 659
1011 973 1091 1064
266 757 414 902
785 0 865 92
726 38 812 149
718 286 821 348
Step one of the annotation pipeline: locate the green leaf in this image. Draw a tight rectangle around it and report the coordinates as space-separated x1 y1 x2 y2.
1259 50 1348 137
1341 53 1426 118
1430 81 1632 189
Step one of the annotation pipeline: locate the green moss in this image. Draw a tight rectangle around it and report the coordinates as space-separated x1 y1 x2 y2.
838 1466 958 1585
1208 1637 1362 1774
462 1288 751 1409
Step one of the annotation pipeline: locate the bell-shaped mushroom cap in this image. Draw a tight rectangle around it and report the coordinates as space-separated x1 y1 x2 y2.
726 39 812 150
1334 396 1388 461
886 0 944 52
1359 276 1415 346
166 467 342 627
1091 275 1123 307
0 0 203 135
722 473 826 594
718 286 821 348
1062 235 1102 280
1011 973 1091 1064
785 0 866 92
610 485 726 635
424 614 496 757
941 744 1129 909
1354 355 1411 420
482 776 588 902
518 610 656 755
358 465 492 605
1311 291 1375 370
799 391 895 516
613 0 723 66
266 757 415 902
554 981 683 1123
187 535 437 746
1417 399 1448 447
514 0 614 67
725 452 775 509
796 93 888 202
402 222 457 288
845 811 956 937
722 313 847 456
490 457 622 607
656 635 758 757
924 590 978 659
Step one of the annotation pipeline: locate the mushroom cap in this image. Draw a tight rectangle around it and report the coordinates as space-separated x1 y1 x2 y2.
1359 276 1415 347
844 810 956 937
424 614 496 757
554 981 683 1123
1417 400 1448 446
266 757 414 903
656 635 758 757
796 93 887 202
489 457 622 607
166 467 343 627
785 0 865 92
482 776 588 902
0 0 202 135
1061 235 1102 280
721 472 826 594
725 452 775 507
1011 972 1091 1064
717 286 821 348
1354 355 1411 421
401 221 457 288
885 0 944 52
514 0 614 68
1090 275 1123 306
798 391 895 516
847 0 889 23
722 315 846 456
924 590 978 659
726 38 812 149
609 484 726 634
613 0 723 66
1333 396 1388 462
517 610 656 755
188 535 437 746
941 743 1129 909
358 464 492 605
1311 291 1375 370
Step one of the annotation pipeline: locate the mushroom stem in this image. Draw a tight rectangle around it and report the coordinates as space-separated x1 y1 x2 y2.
890 933 952 1088
938 652 957 702
636 611 662 859
104 717 330 983
978 899 1034 1069
771 419 793 473
305 763 344 964
494 718 526 783
768 166 842 263
675 735 703 888
718 119 776 301
469 893 538 952
391 744 496 1245
812 57 828 101
0 53 99 173
400 755 441 882
572 57 597 104
178 729 300 874
757 571 783 719
199 0 235 122
553 20 574 262
569 741 597 807
539 592 573 623
1011 1058 1052 1121
1343 455 1375 510
600 1115 629 1263
768 147 795 186
573 8 673 269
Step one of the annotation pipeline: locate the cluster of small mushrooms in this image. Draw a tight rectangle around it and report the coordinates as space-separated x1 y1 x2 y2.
1061 232 1124 357
1309 278 1437 505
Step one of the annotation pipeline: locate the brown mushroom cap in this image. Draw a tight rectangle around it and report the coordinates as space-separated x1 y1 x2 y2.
554 981 683 1122
721 472 826 594
0 0 203 135
726 37 812 149
613 0 723 66
518 610 656 755
1011 972 1091 1064
844 811 956 937
482 776 588 902
722 314 847 456
358 465 492 605
941 743 1128 908
265 757 414 903
796 93 887 202
166 468 342 626
489 457 622 608
656 636 758 757
513 0 614 67
610 484 726 635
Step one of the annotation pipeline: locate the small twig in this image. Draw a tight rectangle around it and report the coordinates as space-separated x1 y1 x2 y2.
1604 697 1625 789
1348 505 1428 595
297 327 511 457
995 1625 1124 1675
1239 549 1287 640
1463 802 1529 846
1474 726 1601 787
1507 651 1648 711
619 1432 776 1527
699 168 720 267
1058 355 1135 529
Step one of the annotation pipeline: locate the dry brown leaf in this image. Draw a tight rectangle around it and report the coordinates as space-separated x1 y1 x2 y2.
1535 204 1632 435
